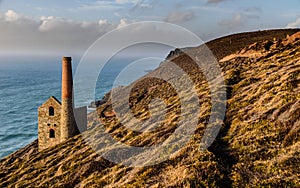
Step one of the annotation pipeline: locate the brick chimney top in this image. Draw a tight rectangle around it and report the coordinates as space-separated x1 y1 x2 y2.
61 57 73 99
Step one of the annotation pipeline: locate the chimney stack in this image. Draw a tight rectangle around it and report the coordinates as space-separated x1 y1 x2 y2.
61 57 73 100
61 57 78 141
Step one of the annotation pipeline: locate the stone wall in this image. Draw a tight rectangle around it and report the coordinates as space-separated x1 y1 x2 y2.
38 97 62 151
60 98 79 141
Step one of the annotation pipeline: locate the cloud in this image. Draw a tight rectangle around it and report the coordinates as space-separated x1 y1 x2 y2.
0 10 121 56
219 13 259 30
130 0 158 11
164 11 196 23
98 19 108 26
0 9 195 57
219 13 244 29
115 0 139 4
286 17 300 28
117 18 130 29
5 10 19 21
207 0 230 4
189 5 233 14
244 6 261 13
77 1 120 11
0 9 180 57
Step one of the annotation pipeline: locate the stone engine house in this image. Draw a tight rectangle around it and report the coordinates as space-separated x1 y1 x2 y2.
38 57 87 151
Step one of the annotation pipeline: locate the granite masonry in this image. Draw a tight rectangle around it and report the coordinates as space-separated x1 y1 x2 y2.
38 57 87 151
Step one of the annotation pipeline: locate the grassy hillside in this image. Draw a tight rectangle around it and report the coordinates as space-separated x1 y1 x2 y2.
0 29 299 187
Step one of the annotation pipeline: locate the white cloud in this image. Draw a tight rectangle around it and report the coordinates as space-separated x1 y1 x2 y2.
39 16 64 31
0 10 119 56
117 18 130 29
219 14 243 29
189 5 233 14
286 17 300 28
130 0 157 11
207 0 230 4
5 10 19 21
115 0 139 4
219 13 259 30
98 19 108 26
244 6 261 13
0 9 212 59
164 11 195 23
77 1 120 11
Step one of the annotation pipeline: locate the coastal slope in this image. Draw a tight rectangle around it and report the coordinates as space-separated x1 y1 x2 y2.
0 29 300 187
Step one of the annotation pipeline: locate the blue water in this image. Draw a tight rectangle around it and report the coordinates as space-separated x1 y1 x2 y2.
0 56 161 159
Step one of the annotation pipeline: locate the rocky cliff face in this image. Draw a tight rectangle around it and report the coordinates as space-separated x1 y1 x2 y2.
0 29 299 187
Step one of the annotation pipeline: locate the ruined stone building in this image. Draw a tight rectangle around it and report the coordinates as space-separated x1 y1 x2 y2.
38 57 87 151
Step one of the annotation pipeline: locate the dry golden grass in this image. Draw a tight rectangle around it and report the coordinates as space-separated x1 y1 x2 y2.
0 29 300 187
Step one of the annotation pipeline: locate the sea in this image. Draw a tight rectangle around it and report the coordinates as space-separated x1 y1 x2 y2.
0 56 163 159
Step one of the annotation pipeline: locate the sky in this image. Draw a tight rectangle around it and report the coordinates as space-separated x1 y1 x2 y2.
0 0 300 57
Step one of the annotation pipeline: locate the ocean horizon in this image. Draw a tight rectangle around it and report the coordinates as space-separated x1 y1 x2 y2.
0 56 161 159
